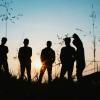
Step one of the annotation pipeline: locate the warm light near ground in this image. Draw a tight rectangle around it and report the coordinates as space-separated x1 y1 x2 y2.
32 58 42 70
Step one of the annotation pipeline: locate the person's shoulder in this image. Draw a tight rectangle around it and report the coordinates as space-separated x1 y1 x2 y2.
40 48 46 55
70 46 75 51
28 46 32 50
50 48 55 52
4 45 8 49
19 47 24 50
60 47 66 53
42 47 47 51
61 47 66 50
5 45 8 47
20 46 23 49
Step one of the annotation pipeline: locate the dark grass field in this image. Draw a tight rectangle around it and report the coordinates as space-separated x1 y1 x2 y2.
0 71 100 100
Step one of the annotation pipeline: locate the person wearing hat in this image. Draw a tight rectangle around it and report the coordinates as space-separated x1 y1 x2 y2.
0 37 9 74
60 37 75 80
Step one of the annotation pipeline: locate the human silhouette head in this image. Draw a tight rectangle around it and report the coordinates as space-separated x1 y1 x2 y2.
73 33 80 40
1 37 7 45
47 41 52 48
64 37 71 46
23 38 29 46
72 33 81 47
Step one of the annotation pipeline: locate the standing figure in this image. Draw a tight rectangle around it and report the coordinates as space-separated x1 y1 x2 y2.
60 37 75 80
18 38 32 82
0 37 9 74
72 33 86 81
39 41 55 83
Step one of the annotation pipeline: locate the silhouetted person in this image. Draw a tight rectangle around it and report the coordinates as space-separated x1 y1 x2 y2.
72 33 86 81
39 41 55 83
60 37 75 80
18 38 32 82
0 37 9 74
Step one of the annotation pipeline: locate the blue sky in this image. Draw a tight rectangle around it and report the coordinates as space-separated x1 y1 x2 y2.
0 0 100 76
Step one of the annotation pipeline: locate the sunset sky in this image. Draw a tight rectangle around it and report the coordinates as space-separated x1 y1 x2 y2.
0 0 100 79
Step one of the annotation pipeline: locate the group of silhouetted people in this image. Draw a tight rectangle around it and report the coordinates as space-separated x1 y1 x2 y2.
60 34 85 82
0 33 86 83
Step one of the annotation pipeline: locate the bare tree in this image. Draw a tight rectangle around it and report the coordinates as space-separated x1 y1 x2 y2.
0 0 23 37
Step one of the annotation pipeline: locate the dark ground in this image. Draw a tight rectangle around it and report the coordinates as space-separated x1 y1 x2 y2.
0 71 100 100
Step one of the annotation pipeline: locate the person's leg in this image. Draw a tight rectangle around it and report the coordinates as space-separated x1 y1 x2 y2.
3 60 9 74
47 65 52 83
76 68 83 81
68 65 74 81
38 65 46 83
0 61 2 75
26 63 31 82
20 63 25 80
60 65 67 79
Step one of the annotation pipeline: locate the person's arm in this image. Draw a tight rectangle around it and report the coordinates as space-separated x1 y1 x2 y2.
40 50 44 62
60 48 63 63
6 46 9 54
52 50 55 63
30 48 32 57
73 48 76 62
18 48 21 61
